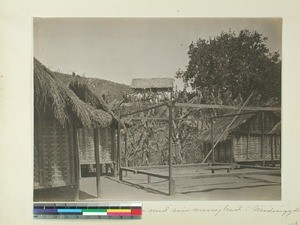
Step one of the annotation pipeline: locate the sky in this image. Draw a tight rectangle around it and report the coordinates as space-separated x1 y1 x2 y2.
34 18 282 90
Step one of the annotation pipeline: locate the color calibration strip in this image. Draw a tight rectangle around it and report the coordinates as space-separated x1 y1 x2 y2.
33 203 142 219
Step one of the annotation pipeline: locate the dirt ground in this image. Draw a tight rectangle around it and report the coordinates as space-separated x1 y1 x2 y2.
79 167 281 201
34 167 281 201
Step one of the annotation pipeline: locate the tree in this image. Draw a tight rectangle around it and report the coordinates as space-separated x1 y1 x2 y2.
176 29 281 105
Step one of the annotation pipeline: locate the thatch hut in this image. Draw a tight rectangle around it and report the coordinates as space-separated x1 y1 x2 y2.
130 78 174 102
34 58 114 199
200 111 281 165
67 76 122 175
131 78 174 91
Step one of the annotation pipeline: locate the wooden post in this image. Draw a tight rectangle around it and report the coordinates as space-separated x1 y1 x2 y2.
247 125 250 161
124 132 128 177
111 127 117 176
201 93 253 163
94 129 101 198
174 143 178 165
117 120 121 180
274 136 277 159
230 138 233 164
270 135 274 167
168 99 175 196
73 122 80 201
261 112 265 166
211 119 215 165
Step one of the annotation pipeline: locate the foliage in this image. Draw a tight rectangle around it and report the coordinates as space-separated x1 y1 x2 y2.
176 29 281 105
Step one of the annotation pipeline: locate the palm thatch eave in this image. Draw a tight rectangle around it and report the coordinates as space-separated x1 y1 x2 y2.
34 58 112 128
67 75 126 129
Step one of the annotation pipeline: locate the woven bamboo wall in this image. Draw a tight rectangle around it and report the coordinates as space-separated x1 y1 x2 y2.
78 128 112 164
34 116 75 189
232 135 281 161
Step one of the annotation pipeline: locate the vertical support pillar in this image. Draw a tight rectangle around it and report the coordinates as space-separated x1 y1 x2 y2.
271 135 274 167
174 143 178 165
111 128 117 177
94 129 101 198
230 138 233 164
124 132 128 177
261 112 265 166
274 136 277 159
73 122 80 201
211 119 215 165
168 99 175 196
246 125 250 161
117 120 121 180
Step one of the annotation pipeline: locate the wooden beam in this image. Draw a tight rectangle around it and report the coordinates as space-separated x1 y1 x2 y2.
94 129 101 198
173 117 210 122
120 167 137 174
193 170 281 179
239 164 279 170
120 102 168 117
136 170 169 180
175 102 281 111
122 116 168 121
211 111 257 119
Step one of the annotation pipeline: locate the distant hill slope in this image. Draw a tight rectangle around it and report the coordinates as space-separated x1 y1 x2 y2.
55 72 133 105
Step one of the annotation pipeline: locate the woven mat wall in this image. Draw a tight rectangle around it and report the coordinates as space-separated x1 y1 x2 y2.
78 128 112 164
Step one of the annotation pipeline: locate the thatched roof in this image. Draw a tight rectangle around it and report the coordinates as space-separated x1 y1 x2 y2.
131 78 174 89
199 113 256 142
34 58 112 128
56 72 133 105
67 76 120 123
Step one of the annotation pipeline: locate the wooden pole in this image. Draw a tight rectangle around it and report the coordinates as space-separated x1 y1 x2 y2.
274 136 278 159
111 127 117 176
247 125 250 160
174 102 281 111
117 120 121 180
202 93 253 163
168 93 175 196
121 102 168 117
261 112 265 166
271 135 274 167
94 129 101 198
174 143 178 165
73 122 80 201
211 119 215 164
124 132 128 176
